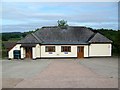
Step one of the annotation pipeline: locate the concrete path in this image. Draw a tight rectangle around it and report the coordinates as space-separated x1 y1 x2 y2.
14 59 118 88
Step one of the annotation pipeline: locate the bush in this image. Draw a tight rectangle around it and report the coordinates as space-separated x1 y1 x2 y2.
2 50 7 58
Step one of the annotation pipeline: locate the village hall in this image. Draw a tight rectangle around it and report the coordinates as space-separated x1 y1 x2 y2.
8 25 112 60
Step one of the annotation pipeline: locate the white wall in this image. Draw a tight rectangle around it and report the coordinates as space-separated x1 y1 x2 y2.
35 44 41 58
84 45 89 57
39 45 89 58
89 43 112 57
20 47 26 59
40 45 77 58
32 47 36 59
31 44 41 59
8 44 41 59
9 43 112 59
8 44 21 59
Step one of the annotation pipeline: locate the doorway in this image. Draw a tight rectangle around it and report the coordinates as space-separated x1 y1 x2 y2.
13 50 21 59
25 47 32 58
77 46 84 58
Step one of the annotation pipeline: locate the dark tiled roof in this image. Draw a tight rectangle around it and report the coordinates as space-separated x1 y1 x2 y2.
21 43 36 47
17 26 112 44
17 34 40 44
88 33 112 43
42 41 88 45
3 41 16 51
33 26 94 44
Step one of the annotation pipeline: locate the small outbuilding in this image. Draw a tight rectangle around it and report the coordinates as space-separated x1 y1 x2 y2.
8 26 112 59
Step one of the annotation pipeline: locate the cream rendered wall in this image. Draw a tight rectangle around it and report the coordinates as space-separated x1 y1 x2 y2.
35 44 41 58
32 44 41 59
8 44 21 59
84 45 89 57
32 47 36 59
89 43 112 56
40 45 89 58
8 44 89 59
41 45 77 57
9 44 40 59
20 47 26 59
58 45 77 57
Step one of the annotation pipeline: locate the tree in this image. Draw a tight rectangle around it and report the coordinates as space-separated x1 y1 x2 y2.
57 20 68 29
2 35 9 41
114 30 120 56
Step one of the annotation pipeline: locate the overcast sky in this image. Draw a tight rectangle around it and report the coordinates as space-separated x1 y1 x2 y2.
2 2 118 32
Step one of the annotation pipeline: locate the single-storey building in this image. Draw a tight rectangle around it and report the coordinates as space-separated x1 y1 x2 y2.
8 26 112 59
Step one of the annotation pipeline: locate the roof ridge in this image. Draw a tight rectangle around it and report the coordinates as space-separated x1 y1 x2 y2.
31 33 43 43
41 26 86 28
42 26 58 28
17 34 30 43
87 33 96 42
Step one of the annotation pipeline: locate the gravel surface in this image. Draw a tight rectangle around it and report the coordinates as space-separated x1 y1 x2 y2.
78 57 118 78
2 59 51 78
2 58 118 88
2 59 51 88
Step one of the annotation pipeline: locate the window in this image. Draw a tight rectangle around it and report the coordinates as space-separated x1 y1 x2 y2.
45 46 55 52
61 46 71 52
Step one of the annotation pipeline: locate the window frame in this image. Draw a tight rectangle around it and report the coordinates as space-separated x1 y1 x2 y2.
45 46 55 52
61 46 71 52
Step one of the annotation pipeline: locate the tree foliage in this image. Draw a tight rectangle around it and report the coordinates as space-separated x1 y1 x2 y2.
2 32 22 41
57 20 68 29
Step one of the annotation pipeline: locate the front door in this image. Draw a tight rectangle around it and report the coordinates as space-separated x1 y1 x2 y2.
25 47 32 58
77 46 84 58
